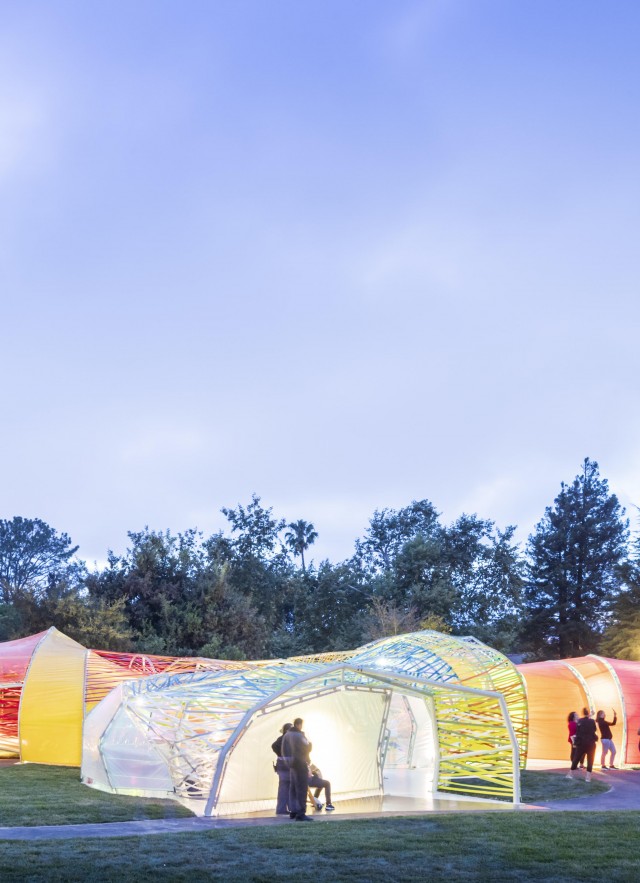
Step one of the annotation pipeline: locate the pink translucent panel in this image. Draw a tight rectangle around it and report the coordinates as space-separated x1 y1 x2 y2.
0 631 47 683
602 658 640 764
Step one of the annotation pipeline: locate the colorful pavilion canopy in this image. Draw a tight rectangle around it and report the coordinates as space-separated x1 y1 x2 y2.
349 632 528 767
6 624 640 815
0 628 248 764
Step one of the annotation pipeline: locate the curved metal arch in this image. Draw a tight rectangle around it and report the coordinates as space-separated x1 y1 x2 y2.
587 654 627 767
561 661 594 713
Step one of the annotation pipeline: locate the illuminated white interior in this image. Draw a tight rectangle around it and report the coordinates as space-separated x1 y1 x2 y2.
383 692 435 797
216 688 388 815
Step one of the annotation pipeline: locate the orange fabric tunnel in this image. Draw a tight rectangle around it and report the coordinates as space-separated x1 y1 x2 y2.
518 655 640 765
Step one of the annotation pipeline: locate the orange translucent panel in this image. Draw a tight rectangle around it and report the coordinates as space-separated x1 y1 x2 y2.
564 656 621 721
518 661 588 760
92 650 179 673
84 651 151 712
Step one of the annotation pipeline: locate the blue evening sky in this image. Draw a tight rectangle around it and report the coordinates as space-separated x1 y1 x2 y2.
2 0 639 566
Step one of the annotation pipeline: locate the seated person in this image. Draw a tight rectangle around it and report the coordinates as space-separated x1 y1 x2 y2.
308 761 334 811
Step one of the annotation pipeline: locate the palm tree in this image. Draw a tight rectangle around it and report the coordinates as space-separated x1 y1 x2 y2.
285 520 318 573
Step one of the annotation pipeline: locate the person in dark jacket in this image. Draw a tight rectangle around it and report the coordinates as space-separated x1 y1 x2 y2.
567 707 598 781
281 717 314 821
271 723 293 815
596 709 618 769
567 711 578 764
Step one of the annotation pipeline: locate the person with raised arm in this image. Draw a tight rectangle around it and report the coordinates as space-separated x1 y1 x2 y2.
596 708 618 769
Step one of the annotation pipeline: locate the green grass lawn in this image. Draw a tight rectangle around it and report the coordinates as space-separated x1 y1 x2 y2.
519 768 608 802
0 765 606 828
0 813 639 882
0 764 193 826
0 765 622 882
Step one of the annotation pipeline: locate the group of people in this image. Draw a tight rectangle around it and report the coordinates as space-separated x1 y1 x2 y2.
272 718 335 821
566 707 617 781
270 705 624 815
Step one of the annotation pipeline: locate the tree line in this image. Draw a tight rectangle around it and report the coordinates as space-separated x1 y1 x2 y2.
1 458 638 661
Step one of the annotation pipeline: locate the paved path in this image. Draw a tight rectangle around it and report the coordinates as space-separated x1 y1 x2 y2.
532 765 640 812
0 803 512 841
0 767 639 841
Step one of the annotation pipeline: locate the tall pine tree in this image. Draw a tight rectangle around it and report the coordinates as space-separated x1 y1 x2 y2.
524 458 628 658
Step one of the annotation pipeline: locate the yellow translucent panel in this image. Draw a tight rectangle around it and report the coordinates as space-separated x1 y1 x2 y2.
20 628 86 766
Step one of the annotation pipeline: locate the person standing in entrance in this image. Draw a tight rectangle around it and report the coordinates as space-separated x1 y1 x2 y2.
272 722 293 815
568 707 598 782
596 709 618 769
566 711 585 768
282 717 314 821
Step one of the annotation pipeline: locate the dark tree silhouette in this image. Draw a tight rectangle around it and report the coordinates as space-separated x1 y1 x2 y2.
285 520 318 572
524 458 628 658
0 517 79 603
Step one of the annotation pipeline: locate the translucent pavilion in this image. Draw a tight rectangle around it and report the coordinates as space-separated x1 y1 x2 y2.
81 632 526 815
12 626 640 816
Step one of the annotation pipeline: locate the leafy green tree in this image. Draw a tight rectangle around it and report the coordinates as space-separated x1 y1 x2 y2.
350 500 453 639
0 517 80 603
359 597 422 642
285 560 371 653
220 496 293 633
86 527 269 658
523 458 629 659
418 613 452 634
0 602 25 641
285 520 318 572
361 506 524 651
354 500 440 574
17 583 132 650
448 520 525 652
0 496 526 658
309 499 527 653
221 494 286 561
134 566 267 659
85 529 201 637
389 532 456 621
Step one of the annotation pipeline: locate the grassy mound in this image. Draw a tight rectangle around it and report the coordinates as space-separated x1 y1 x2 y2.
0 764 193 826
